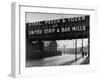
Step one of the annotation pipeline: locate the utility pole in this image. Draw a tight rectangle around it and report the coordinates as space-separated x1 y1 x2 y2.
75 39 77 61
82 38 83 56
73 39 74 54
88 37 90 63
64 44 66 55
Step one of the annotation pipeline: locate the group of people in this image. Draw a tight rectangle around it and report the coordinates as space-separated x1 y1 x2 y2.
82 51 88 58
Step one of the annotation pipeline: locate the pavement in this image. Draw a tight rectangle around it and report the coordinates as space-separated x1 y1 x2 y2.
26 54 88 67
71 55 88 65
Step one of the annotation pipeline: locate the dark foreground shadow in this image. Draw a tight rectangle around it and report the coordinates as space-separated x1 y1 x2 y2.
80 57 89 64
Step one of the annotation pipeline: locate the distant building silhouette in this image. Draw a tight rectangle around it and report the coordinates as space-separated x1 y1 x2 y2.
44 41 57 52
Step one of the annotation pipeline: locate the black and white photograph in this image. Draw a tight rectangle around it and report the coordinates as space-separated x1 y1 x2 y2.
25 12 90 67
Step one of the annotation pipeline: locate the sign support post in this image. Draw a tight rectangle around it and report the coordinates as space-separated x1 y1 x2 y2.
82 38 83 57
75 39 77 61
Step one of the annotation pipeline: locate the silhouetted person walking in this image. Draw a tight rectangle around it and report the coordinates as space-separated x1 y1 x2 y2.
85 52 87 56
82 51 85 58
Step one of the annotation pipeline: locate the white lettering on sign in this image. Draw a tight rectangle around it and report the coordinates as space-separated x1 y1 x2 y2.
44 29 55 34
61 27 70 32
72 26 86 31
28 16 86 26
68 16 85 22
29 30 42 35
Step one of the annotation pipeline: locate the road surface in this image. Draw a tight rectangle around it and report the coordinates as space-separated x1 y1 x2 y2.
26 54 83 67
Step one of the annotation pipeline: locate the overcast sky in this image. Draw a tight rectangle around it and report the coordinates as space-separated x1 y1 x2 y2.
25 12 84 23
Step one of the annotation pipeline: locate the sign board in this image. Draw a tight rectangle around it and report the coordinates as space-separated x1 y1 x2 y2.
26 15 89 41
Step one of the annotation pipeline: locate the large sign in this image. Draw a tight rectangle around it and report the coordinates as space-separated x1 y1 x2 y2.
26 15 89 41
